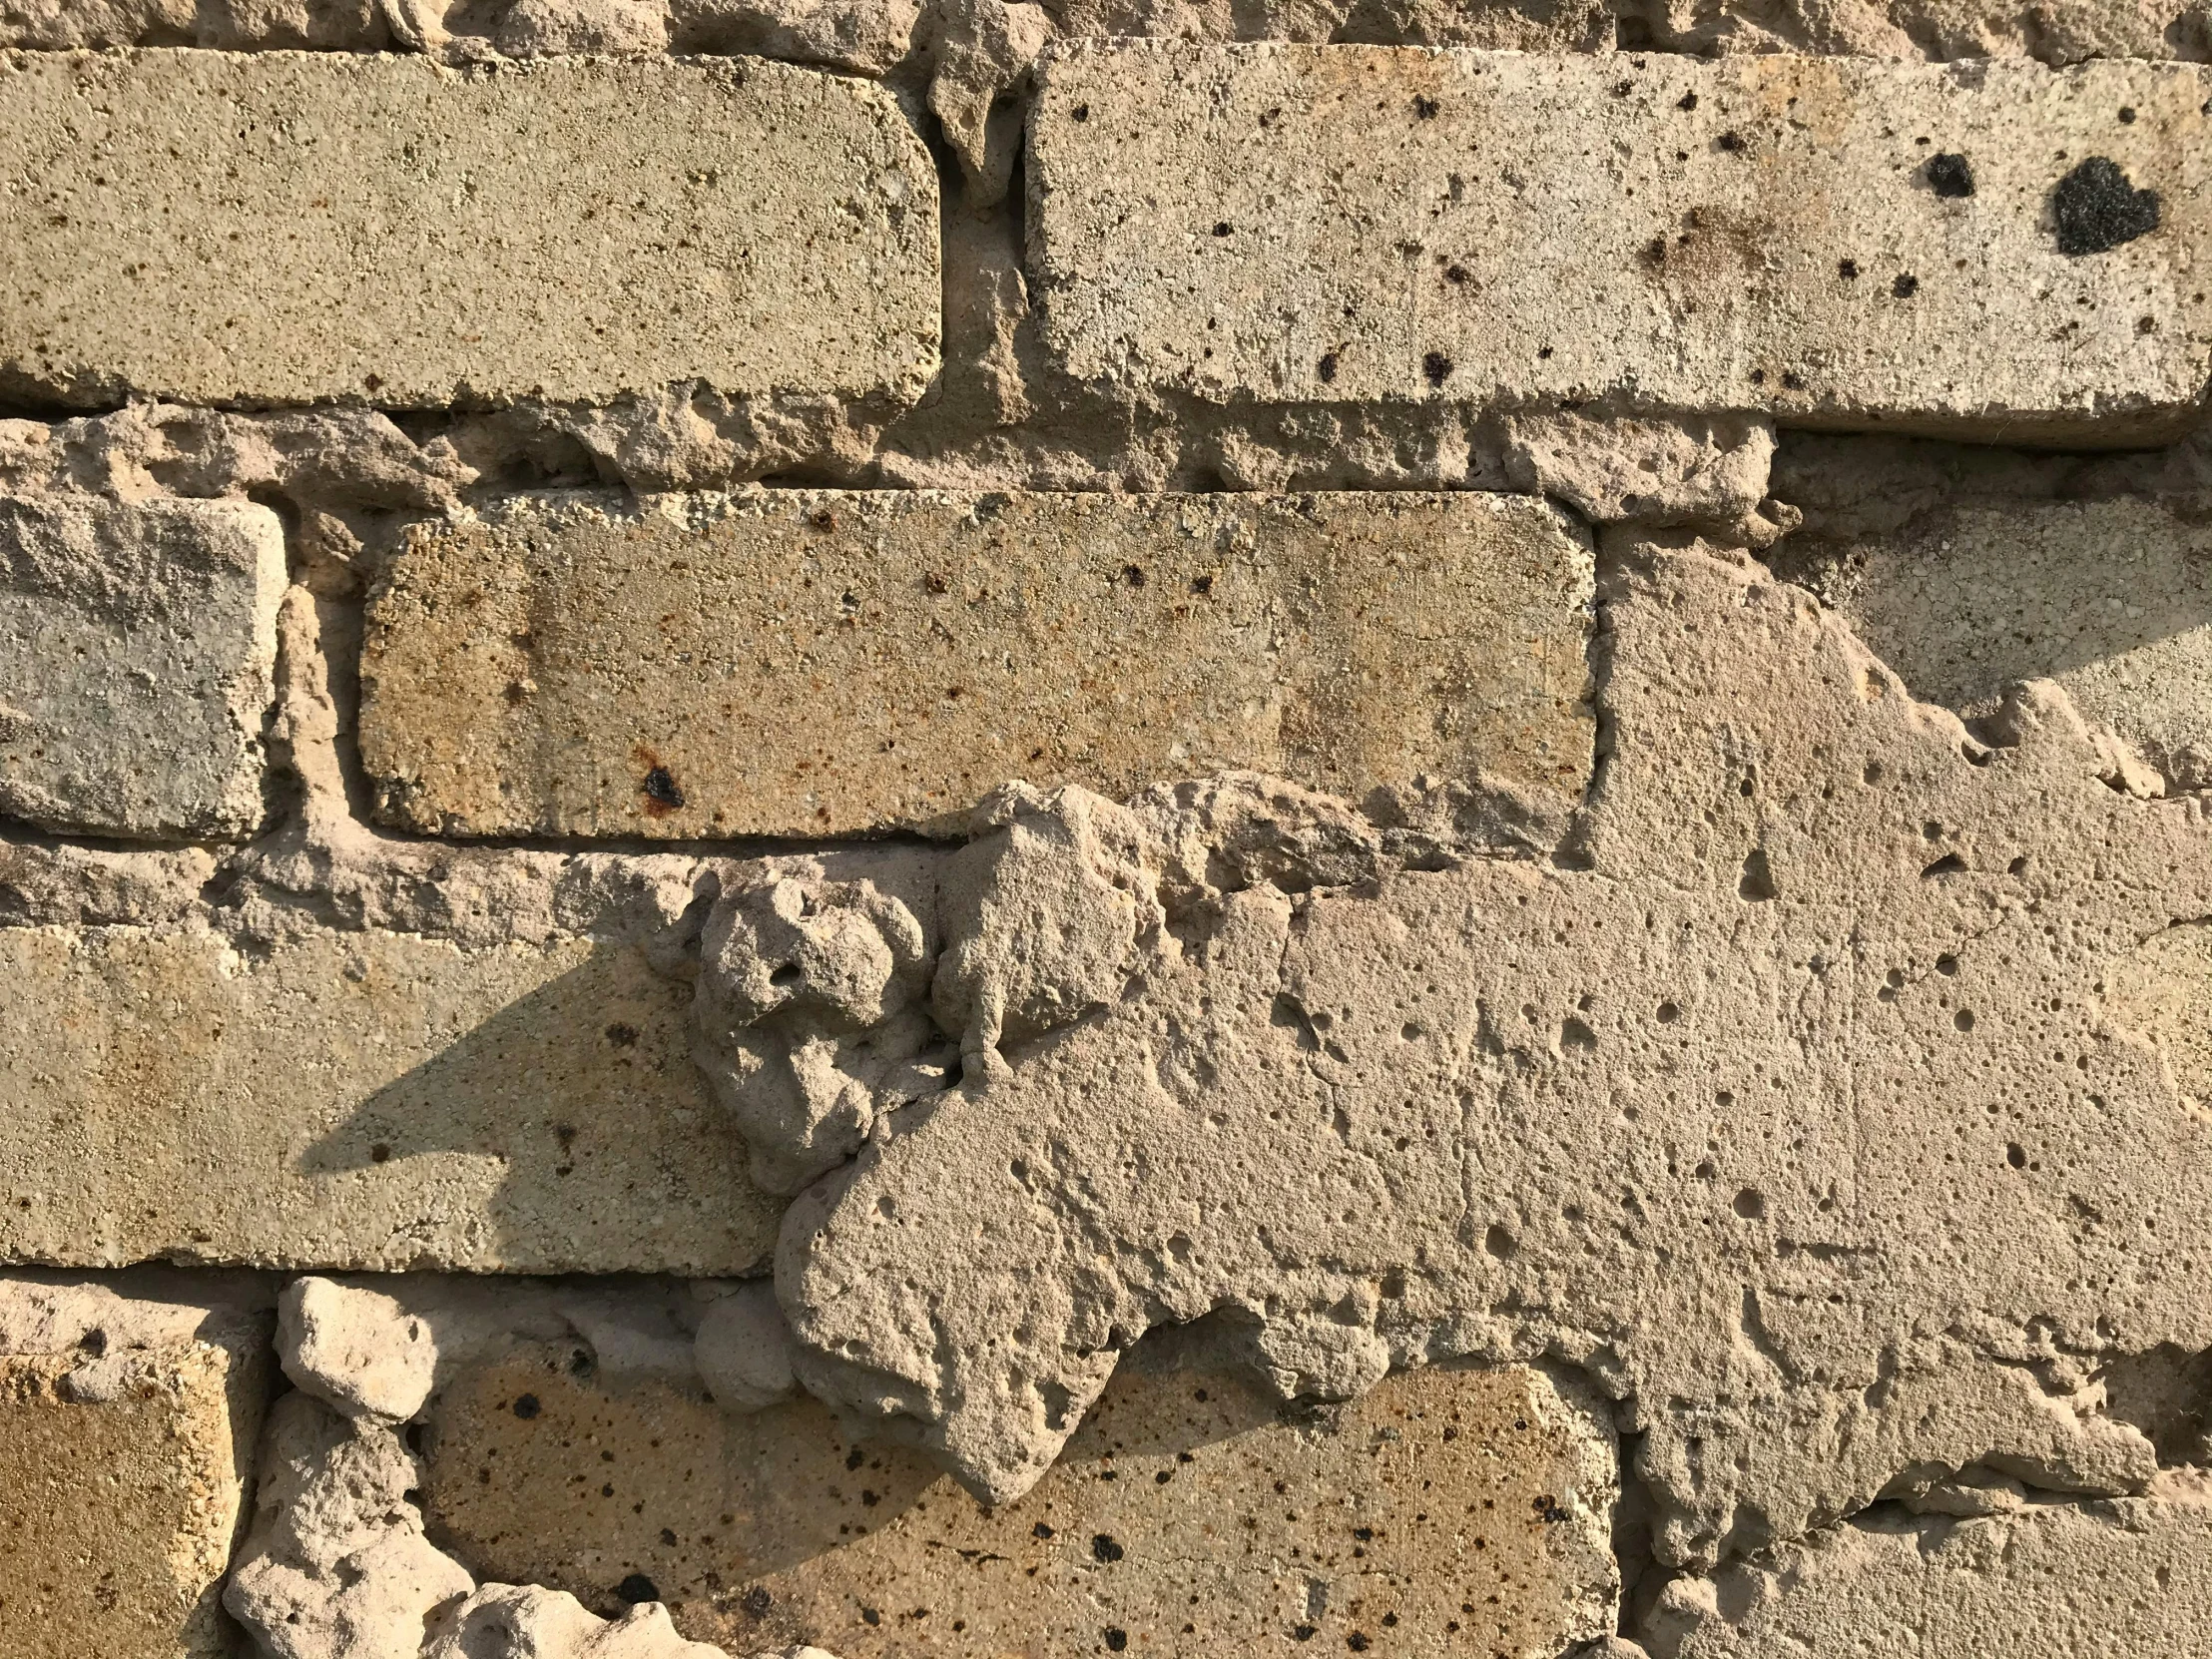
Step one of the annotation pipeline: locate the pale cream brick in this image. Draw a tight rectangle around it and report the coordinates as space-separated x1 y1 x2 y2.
0 925 779 1274
1 495 284 839
0 51 939 408
417 1330 1618 1657
0 1270 273 1659
1028 44 2212 440
356 488 1595 838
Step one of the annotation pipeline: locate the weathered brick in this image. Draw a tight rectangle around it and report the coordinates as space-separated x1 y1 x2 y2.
419 1330 1619 1657
0 1270 273 1659
0 925 779 1274
1782 497 2212 790
356 489 1595 838
1645 1487 2212 1656
1029 44 2212 440
0 50 939 408
1 496 283 838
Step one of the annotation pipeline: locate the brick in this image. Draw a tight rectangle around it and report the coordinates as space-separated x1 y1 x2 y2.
1644 1487 2212 1656
1784 497 2212 791
357 489 1595 838
1 495 283 838
1028 44 2212 440
0 50 939 408
0 925 779 1274
418 1331 1618 1657
0 1270 273 1659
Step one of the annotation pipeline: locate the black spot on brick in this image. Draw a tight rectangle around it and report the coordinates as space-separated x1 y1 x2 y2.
615 1574 660 1605
1317 351 1340 383
1349 1635 1372 1653
1677 91 1697 110
1444 264 1469 284
1071 103 1088 122
1105 1630 1129 1652
1092 1533 1125 1563
861 1608 881 1626
1421 351 1452 386
1294 1627 1318 1643
2051 158 2160 256
2118 106 2136 123
641 767 685 810
1838 259 1859 279
1033 1521 1055 1538
369 1143 392 1164
512 1393 540 1420
1212 221 1233 237
1412 95 1438 119
743 1586 772 1618
1893 274 1920 298
1121 564 1145 588
603 1022 638 1047
1926 153 1974 198
1717 130 1745 152
845 1446 866 1470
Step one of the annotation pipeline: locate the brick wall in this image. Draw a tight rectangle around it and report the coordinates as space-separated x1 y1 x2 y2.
1 6 2209 1656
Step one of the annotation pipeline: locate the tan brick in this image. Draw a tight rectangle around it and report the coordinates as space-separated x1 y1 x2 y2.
419 1333 1618 1657
1029 44 2212 440
0 925 779 1274
1 495 284 838
0 1271 273 1659
0 50 939 408
1784 497 2212 791
356 489 1595 838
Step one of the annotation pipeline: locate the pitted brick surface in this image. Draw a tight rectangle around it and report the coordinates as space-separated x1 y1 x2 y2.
0 50 939 408
357 489 1594 838
0 927 778 1275
1029 44 2212 438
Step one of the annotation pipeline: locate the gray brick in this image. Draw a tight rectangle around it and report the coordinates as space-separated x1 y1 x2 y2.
1 496 283 838
0 50 939 408
1028 44 2212 440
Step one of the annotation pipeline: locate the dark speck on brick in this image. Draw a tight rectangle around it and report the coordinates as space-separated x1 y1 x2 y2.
1317 350 1340 383
1893 274 1920 298
615 1573 659 1605
1093 1533 1125 1562
1412 95 1438 119
1421 351 1452 386
1105 1630 1128 1652
1212 222 1232 237
512 1393 540 1419
641 767 684 810
1926 153 1974 198
1677 91 1697 110
2051 158 2160 257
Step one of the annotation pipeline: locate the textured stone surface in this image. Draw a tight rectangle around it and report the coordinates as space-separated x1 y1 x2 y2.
227 1390 477 1659
0 1270 273 1659
358 489 1594 838
0 924 779 1274
1643 1481 2212 1656
1777 496 2212 791
420 1319 1618 1657
0 51 939 408
763 550 2212 1567
1029 44 2212 439
1 495 284 837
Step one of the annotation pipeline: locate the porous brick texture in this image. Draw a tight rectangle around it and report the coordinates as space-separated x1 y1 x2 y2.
2 9 2212 1659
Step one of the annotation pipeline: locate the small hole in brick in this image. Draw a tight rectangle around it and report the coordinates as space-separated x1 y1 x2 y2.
1893 274 1920 298
1677 91 1698 110
1839 259 1859 278
369 1143 392 1164
512 1393 541 1419
1421 350 1452 386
